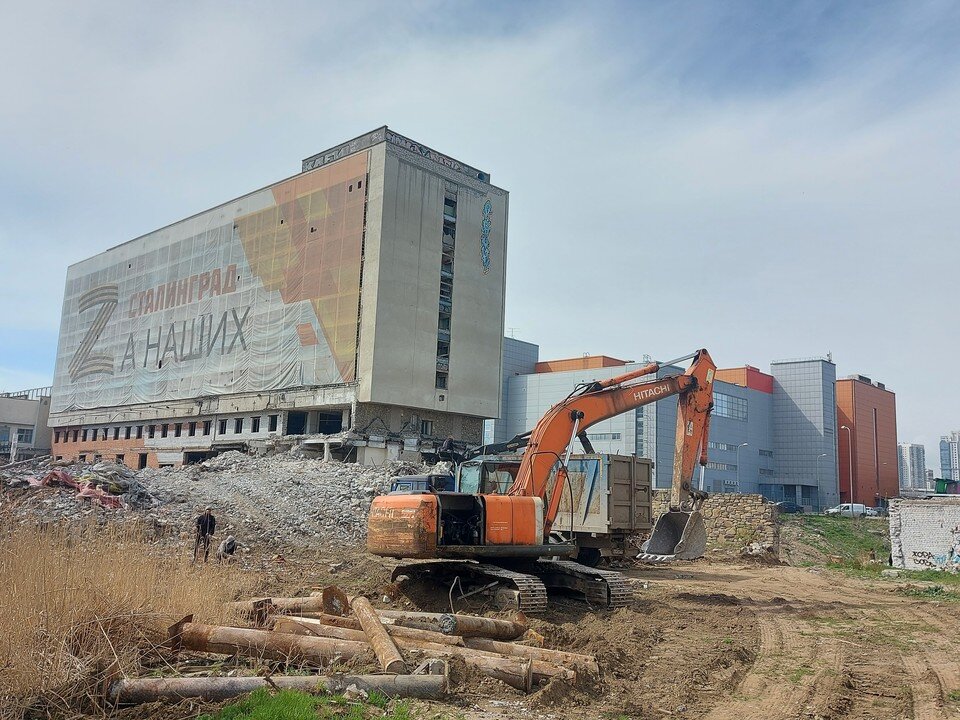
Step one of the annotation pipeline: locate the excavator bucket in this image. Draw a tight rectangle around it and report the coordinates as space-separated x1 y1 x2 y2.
638 510 707 562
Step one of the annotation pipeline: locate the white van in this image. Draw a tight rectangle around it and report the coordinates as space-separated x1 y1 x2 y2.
824 503 867 518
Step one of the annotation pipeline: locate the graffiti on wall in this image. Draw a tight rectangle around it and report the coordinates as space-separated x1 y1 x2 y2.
910 525 960 572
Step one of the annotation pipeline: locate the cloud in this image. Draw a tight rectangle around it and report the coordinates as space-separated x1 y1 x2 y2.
0 1 957 454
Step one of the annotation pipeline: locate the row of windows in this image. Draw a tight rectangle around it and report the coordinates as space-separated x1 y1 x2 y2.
0 427 34 444
587 432 622 441
708 441 742 452
713 392 748 421
706 462 737 471
759 468 775 476
759 449 774 458
55 415 279 444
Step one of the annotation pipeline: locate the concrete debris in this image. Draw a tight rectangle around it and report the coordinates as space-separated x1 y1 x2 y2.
0 449 425 549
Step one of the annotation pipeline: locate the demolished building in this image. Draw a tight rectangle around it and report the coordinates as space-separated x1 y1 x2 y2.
49 127 508 466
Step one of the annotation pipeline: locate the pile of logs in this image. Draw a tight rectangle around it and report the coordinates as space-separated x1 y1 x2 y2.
108 587 599 706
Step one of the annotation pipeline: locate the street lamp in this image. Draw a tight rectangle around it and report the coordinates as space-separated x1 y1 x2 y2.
736 443 749 493
816 453 827 512
841 425 854 504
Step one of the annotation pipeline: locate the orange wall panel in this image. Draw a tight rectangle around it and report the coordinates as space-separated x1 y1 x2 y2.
836 379 898 504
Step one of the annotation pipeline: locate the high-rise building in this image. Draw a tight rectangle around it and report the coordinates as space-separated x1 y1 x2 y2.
898 443 926 488
770 358 839 509
836 375 899 504
49 127 508 467
941 432 960 481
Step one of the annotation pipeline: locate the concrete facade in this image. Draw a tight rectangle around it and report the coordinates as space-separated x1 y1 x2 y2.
50 128 507 467
0 387 52 460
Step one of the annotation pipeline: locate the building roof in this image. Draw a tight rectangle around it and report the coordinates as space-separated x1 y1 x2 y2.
534 355 631 373
715 366 773 394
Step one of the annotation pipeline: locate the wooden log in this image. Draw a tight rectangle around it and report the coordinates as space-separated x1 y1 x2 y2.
351 596 407 674
274 617 552 690
167 615 368 666
463 638 599 676
277 615 465 646
107 673 446 704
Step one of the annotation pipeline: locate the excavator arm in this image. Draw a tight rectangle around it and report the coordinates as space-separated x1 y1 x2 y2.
508 349 717 547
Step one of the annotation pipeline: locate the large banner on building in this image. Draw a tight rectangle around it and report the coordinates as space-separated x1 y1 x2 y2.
51 153 368 413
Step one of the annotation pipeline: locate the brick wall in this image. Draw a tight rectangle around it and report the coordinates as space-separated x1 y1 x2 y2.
653 490 779 552
889 497 960 570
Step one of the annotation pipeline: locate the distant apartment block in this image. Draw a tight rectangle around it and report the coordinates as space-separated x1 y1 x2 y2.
942 432 960 481
898 442 927 489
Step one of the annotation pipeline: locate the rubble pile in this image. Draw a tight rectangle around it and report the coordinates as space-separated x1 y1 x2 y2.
0 450 425 549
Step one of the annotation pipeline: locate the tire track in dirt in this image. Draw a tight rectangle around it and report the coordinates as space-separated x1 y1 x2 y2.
702 613 844 720
895 604 960 719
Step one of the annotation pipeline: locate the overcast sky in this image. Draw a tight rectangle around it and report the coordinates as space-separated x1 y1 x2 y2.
1 1 957 462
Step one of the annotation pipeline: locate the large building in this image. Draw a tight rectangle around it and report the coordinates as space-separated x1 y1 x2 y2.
836 375 899 504
0 387 52 461
490 348 839 508
941 432 960 481
898 442 927 489
49 127 508 467
769 358 839 509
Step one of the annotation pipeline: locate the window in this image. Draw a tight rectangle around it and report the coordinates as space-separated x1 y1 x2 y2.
759 449 774 458
251 417 261 433
124 426 131 440
161 424 169 438
203 420 212 436
218 419 227 435
706 461 737 471
136 425 143 439
82 429 88 442
269 415 278 432
102 428 108 441
587 432 622 441
421 420 434 436
148 425 156 439
435 372 448 389
113 427 120 440
79 454 87 462
759 468 775 476
713 392 748 421
188 422 197 437
116 454 125 466
234 418 243 434
72 429 79 442
174 423 183 437
54 431 61 444
16 428 33 444
708 441 744 451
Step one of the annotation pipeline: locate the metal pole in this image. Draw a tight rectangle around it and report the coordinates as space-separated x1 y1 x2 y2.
736 443 748 493
841 425 854 504
816 453 827 512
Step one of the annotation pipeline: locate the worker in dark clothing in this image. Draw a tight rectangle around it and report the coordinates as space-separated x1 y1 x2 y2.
439 435 454 454
193 506 216 563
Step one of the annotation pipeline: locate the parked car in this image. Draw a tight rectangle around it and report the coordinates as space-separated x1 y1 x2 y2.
824 503 867 518
775 501 804 514
865 506 888 517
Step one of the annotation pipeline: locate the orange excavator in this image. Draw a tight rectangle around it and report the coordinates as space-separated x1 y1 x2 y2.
367 349 717 611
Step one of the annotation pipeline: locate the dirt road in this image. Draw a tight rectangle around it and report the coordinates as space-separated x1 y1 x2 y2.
448 562 960 720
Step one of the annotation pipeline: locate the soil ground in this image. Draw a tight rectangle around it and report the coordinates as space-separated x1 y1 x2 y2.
231 551 960 720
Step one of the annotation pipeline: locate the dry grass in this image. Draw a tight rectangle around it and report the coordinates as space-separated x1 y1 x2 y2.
0 516 254 717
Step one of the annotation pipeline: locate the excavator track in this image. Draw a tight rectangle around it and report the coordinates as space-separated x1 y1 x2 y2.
534 559 635 608
391 560 549 613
